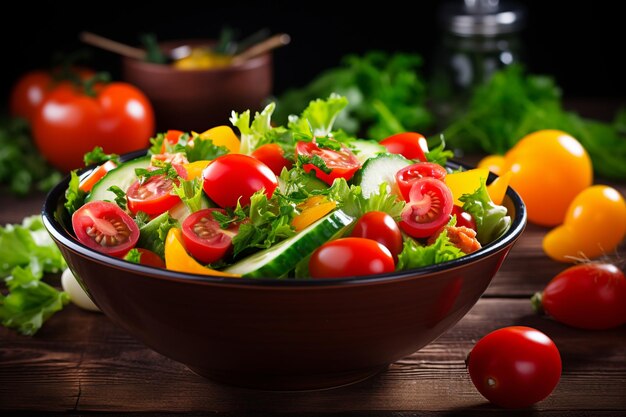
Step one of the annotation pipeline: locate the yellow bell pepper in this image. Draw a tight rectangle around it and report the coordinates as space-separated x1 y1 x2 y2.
183 160 211 180
164 228 240 277
444 168 490 206
198 126 241 154
292 196 337 232
486 171 512 205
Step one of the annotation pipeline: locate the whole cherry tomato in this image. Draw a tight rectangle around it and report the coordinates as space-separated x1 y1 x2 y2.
72 201 139 257
380 132 428 161
181 208 240 264
399 177 453 239
467 326 561 409
395 162 447 201
532 263 626 330
351 211 403 260
134 248 166 268
309 237 395 278
252 143 293 175
202 154 278 208
295 140 360 185
32 81 155 172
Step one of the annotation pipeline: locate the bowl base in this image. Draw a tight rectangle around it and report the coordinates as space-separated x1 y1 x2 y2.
187 364 389 391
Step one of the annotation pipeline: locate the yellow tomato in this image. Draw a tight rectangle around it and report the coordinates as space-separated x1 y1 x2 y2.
198 125 240 153
543 185 626 262
444 168 490 206
503 130 592 226
477 154 506 176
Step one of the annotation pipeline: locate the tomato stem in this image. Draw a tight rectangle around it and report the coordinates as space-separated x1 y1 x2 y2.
530 292 544 314
82 72 111 97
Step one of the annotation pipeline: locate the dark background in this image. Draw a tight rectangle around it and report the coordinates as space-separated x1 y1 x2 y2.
2 1 623 107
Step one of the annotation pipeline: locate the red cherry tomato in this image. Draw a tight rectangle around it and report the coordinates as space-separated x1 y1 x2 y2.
399 177 453 239
295 140 361 185
351 211 403 261
309 237 395 278
251 143 293 175
533 263 626 330
452 205 476 231
181 208 239 264
79 160 118 192
135 248 166 268
32 82 154 172
160 129 186 153
380 132 428 161
202 154 278 208
126 174 181 216
72 201 139 257
467 326 561 409
395 162 448 201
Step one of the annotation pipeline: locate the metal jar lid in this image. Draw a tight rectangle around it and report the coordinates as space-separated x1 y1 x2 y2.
439 0 527 36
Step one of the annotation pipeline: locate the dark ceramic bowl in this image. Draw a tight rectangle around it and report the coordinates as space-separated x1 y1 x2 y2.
42 152 526 391
122 39 272 132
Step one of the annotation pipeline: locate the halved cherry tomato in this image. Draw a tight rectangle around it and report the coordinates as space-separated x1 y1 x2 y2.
380 132 428 161
309 237 395 278
126 174 181 216
395 162 448 201
533 263 626 330
295 140 361 185
160 129 186 153
467 326 561 409
72 201 139 257
351 211 403 261
202 154 278 208
181 208 239 264
252 143 293 175
79 160 117 192
400 178 454 239
135 248 166 268
452 205 476 231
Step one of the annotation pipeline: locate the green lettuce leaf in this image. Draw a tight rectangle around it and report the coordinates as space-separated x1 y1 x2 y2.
172 178 205 213
459 179 511 245
326 178 405 220
397 227 465 270
64 170 86 215
137 212 179 258
287 94 349 138
230 102 276 154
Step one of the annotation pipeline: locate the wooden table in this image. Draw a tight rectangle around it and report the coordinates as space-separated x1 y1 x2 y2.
1 183 625 417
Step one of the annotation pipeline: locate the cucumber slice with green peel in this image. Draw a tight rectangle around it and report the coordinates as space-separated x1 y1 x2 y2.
224 209 354 278
355 153 411 197
345 139 386 164
86 156 151 203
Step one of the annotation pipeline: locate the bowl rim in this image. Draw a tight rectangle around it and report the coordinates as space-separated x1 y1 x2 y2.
42 149 527 288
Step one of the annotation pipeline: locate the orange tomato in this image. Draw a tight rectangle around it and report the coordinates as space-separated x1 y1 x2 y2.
477 154 506 176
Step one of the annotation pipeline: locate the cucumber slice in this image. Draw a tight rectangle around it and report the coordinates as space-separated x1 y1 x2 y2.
169 195 214 223
224 209 354 278
86 156 150 203
345 139 386 164
355 153 411 197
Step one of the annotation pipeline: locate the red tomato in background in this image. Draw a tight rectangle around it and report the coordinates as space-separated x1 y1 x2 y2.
533 263 626 330
202 154 278 208
295 140 361 185
252 143 293 175
452 205 476 231
126 174 181 216
32 82 155 172
351 211 403 260
400 177 453 238
395 162 447 201
72 201 139 257
380 132 428 161
309 237 395 278
135 248 166 268
467 326 561 409
182 208 239 264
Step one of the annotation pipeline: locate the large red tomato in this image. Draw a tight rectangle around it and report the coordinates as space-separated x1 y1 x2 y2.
32 82 155 172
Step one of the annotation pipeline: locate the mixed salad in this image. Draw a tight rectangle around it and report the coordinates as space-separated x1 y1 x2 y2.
64 95 511 279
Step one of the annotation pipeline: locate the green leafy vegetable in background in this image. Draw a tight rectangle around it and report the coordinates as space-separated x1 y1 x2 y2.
275 51 433 139
0 117 61 196
0 215 68 335
442 65 626 180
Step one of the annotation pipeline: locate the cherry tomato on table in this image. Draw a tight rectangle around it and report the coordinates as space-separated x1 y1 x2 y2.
32 81 155 172
202 153 278 208
182 208 240 264
532 263 626 330
72 201 139 257
351 211 403 260
295 140 360 185
126 174 181 216
467 326 561 409
309 237 395 278
252 143 293 175
380 132 428 161
399 177 453 239
395 162 447 201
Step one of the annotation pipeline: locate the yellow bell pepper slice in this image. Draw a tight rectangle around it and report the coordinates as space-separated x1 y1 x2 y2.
444 168 490 206
486 171 512 205
164 228 240 277
198 125 240 154
183 160 211 180
292 196 337 232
